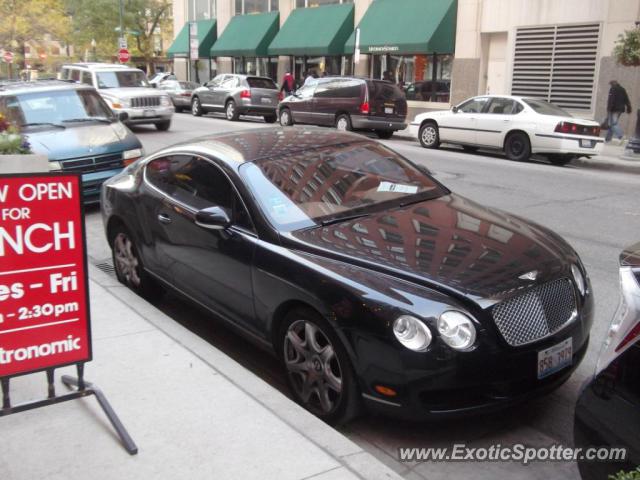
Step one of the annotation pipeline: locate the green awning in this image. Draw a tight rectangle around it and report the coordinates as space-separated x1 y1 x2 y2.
167 19 217 58
268 3 354 56
210 12 279 57
344 0 457 55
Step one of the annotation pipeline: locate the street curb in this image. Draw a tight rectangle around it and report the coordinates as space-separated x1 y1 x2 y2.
392 131 640 175
88 264 403 480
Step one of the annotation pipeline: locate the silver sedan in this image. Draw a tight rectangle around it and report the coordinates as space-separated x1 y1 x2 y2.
157 80 200 113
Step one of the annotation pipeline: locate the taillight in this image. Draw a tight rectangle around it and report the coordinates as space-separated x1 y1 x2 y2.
360 101 370 115
180 92 191 97
554 121 600 137
240 89 251 99
615 322 640 353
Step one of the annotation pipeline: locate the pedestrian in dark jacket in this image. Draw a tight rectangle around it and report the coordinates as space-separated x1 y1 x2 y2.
605 80 632 143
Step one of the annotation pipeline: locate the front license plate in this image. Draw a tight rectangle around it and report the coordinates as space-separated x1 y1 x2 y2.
261 98 272 104
579 139 595 148
143 109 156 117
537 337 572 379
385 107 394 114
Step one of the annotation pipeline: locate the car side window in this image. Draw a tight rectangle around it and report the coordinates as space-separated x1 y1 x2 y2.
70 69 81 82
81 72 93 86
513 102 524 114
208 76 223 88
314 80 336 98
486 98 517 115
458 97 489 113
221 76 237 89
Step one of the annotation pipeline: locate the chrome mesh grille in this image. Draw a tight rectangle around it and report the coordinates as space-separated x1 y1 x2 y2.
492 278 577 346
61 153 123 173
131 96 161 108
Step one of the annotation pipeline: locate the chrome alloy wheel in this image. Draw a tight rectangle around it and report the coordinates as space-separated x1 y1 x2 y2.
226 101 235 120
113 232 141 287
336 117 349 131
284 319 343 415
421 125 437 146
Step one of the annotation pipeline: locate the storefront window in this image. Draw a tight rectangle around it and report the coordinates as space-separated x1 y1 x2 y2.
235 0 277 14
372 54 452 103
292 55 345 83
191 0 215 20
233 56 278 80
296 0 351 7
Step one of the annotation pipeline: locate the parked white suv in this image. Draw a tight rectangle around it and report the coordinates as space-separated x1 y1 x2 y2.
60 63 174 130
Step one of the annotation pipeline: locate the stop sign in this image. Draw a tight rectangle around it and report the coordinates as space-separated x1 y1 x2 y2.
118 48 130 63
3 51 14 63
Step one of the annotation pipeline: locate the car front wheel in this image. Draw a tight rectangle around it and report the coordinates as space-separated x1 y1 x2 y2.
419 122 440 148
191 97 203 116
155 120 171 131
111 225 161 299
335 114 352 132
279 108 293 126
226 100 240 121
505 132 531 161
281 308 359 425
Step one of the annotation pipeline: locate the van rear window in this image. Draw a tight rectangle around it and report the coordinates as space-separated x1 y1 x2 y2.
247 77 277 89
368 81 405 102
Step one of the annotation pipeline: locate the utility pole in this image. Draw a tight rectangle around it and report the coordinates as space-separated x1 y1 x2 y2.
118 0 125 49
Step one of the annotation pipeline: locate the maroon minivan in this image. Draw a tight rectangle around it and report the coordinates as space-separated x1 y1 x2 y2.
278 77 407 139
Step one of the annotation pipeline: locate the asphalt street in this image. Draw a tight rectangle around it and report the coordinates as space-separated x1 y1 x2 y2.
84 112 640 480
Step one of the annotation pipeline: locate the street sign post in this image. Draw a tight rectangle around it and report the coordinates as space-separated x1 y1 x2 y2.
189 21 199 82
3 51 14 64
354 28 361 65
118 48 130 63
0 173 137 455
119 37 128 50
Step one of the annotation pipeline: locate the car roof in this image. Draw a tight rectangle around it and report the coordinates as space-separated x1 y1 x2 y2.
0 79 95 95
153 126 370 169
62 63 141 71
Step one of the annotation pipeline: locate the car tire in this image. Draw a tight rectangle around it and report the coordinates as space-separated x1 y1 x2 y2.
280 307 360 425
462 145 478 153
226 100 240 121
110 224 162 299
504 132 531 162
155 120 171 131
191 97 203 116
376 130 394 139
547 154 575 166
264 114 277 124
419 121 440 149
335 114 352 132
279 108 293 126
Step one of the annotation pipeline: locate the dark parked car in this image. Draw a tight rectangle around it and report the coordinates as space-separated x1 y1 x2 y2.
278 77 407 139
102 127 592 424
574 242 640 480
157 80 199 112
191 74 279 123
0 80 143 203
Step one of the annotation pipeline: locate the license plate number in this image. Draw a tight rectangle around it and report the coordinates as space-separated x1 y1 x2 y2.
537 337 572 379
261 98 272 104
580 139 595 148
385 107 394 114
143 109 156 117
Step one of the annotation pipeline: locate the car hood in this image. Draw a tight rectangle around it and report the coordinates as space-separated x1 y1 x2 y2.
26 122 141 161
284 193 577 308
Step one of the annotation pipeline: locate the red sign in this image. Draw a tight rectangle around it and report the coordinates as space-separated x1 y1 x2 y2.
0 174 91 378
3 51 13 63
118 48 130 63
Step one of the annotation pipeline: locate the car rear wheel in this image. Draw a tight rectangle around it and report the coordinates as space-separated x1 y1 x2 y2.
264 114 277 124
419 122 440 149
335 114 352 132
280 308 359 425
111 225 161 299
191 97 203 116
505 132 531 162
226 100 240 121
279 108 293 126
376 130 394 139
547 154 576 166
155 120 171 131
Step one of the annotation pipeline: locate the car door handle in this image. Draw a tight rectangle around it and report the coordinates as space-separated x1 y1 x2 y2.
157 213 172 224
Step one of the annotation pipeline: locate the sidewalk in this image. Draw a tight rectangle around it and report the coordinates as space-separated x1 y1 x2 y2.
394 129 640 175
1 265 402 480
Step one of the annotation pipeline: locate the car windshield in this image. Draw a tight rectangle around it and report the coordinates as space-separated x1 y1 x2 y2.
240 142 447 232
522 98 572 117
1 89 115 129
96 70 149 89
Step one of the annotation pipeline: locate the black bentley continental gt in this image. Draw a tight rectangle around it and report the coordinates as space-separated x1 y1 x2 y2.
101 127 593 423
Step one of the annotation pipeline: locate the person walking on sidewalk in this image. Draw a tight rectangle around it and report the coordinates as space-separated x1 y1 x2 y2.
280 71 295 96
605 80 632 144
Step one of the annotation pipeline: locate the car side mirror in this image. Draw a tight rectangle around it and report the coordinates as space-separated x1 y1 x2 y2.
195 206 231 231
451 106 459 113
117 111 129 122
152 83 157 88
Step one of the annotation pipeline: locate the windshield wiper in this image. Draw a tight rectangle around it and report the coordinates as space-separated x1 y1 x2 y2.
320 212 371 227
398 191 443 208
62 117 112 124
21 122 65 129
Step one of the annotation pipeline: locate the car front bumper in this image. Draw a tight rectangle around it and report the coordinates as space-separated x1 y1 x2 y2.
81 168 124 204
354 290 594 420
532 133 604 156
351 115 407 132
112 106 174 124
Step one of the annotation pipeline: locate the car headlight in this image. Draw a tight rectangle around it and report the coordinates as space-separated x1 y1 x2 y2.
123 148 143 165
161 95 172 106
438 311 476 350
393 315 432 352
48 161 63 172
571 264 585 296
111 99 130 109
